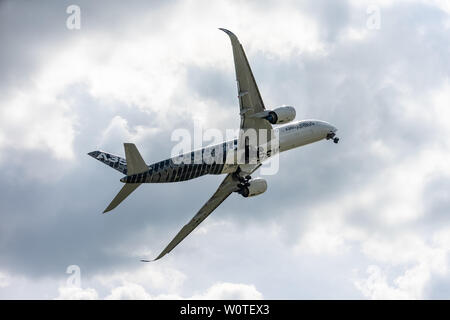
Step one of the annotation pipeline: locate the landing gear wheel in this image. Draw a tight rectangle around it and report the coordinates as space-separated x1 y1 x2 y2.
333 137 339 144
326 132 336 140
234 171 252 196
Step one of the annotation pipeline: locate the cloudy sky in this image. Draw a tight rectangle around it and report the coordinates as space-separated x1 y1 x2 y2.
1 0 450 299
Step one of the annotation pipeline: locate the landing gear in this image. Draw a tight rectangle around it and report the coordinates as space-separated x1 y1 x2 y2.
237 176 251 197
233 169 252 197
233 173 251 184
326 132 339 144
237 182 250 197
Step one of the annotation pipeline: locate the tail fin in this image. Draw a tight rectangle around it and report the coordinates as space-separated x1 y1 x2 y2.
123 143 148 175
100 143 149 213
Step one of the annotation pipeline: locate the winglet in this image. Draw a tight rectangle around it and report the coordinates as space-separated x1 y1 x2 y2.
141 253 165 262
140 256 163 262
218 28 233 35
218 28 238 41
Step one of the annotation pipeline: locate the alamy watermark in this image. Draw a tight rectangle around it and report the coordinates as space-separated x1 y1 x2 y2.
170 121 280 176
66 5 81 30
66 265 81 287
366 5 381 30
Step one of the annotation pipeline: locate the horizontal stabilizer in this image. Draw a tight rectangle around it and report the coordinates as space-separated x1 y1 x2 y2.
103 183 141 213
87 151 128 175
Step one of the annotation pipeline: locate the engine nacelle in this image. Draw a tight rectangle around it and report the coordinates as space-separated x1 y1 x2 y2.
266 106 296 124
239 178 268 198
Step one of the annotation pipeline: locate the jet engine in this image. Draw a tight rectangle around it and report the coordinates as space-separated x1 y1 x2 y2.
265 106 296 124
238 178 268 198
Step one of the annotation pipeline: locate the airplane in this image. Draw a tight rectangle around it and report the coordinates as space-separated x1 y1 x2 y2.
88 28 339 261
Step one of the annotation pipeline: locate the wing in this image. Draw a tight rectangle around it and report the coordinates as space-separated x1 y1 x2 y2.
145 173 239 261
220 28 272 132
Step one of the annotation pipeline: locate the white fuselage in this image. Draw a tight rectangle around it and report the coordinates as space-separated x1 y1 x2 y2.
278 119 337 152
219 119 337 174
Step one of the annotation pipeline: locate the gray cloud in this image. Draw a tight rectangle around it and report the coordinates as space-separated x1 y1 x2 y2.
1 0 450 299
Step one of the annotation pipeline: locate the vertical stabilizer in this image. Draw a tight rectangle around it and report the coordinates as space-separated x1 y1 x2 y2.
102 143 148 213
124 143 148 175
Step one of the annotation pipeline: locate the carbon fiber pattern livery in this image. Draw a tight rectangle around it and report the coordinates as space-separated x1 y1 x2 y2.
88 151 129 175
88 140 236 184
124 162 225 183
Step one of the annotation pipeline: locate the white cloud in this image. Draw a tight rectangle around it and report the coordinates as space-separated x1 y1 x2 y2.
1 0 450 300
355 262 438 300
0 89 76 162
55 286 99 300
0 272 10 288
105 282 152 300
99 115 161 150
1 264 263 300
191 282 263 300
349 0 450 13
54 264 263 300
90 255 263 299
355 227 450 299
294 222 348 255
294 138 450 251
354 265 414 299
103 281 263 300
93 264 187 295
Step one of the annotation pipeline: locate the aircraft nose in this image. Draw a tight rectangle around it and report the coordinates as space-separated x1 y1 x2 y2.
324 122 337 133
